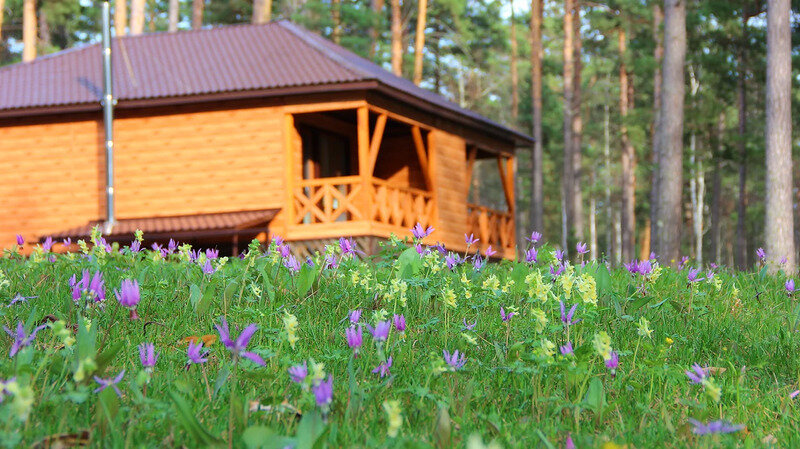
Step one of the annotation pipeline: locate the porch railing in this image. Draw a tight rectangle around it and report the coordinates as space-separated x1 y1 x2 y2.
293 176 365 225
370 179 435 229
467 203 515 252
292 176 434 230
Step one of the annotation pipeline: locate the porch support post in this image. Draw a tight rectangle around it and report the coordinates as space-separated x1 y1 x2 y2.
284 114 297 234
466 145 477 197
411 126 433 190
368 113 387 176
357 106 372 226
497 155 515 214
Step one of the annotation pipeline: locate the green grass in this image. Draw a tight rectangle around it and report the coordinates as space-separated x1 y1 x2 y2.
0 235 799 448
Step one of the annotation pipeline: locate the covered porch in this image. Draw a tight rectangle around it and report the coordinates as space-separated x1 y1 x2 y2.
281 102 516 258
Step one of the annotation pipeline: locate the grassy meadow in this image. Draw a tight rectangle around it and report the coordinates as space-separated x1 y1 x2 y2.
0 228 799 448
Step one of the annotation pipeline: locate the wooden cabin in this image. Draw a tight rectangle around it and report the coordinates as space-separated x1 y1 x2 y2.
0 21 531 258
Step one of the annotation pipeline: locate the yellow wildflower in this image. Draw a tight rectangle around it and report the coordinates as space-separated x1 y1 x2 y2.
383 400 403 438
636 317 653 339
531 308 548 333
442 287 457 309
283 311 299 349
592 331 612 361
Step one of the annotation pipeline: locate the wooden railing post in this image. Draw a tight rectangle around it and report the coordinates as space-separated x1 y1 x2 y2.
284 113 297 233
357 106 372 226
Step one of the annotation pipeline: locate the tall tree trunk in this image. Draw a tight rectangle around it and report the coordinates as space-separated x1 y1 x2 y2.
412 0 427 84
619 27 636 262
331 0 342 44
604 101 617 262
735 12 748 269
22 0 36 62
529 0 544 234
38 7 50 50
130 0 145 35
765 0 794 273
710 112 724 265
192 0 204 30
653 0 686 266
0 0 5 46
649 2 663 254
390 0 403 76
687 73 704 266
562 0 576 248
509 1 519 122
115 0 127 36
168 0 179 32
369 0 385 60
570 2 584 242
590 168 598 260
253 0 272 24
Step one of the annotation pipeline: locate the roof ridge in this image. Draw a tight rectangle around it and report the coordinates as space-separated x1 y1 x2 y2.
274 21 372 81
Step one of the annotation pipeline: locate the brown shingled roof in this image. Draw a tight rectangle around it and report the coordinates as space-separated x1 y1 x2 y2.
44 209 278 241
0 21 531 144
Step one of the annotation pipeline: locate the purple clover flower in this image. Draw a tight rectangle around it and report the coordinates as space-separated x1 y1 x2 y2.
786 279 795 295
349 309 362 324
138 343 158 369
443 349 466 370
756 248 766 261
338 237 364 257
560 300 578 326
500 307 515 323
4 321 47 357
393 314 406 333
687 268 704 283
576 242 588 255
186 341 209 366
15 234 24 246
215 318 266 366
485 246 497 258
367 321 391 342
554 249 565 261
93 370 125 396
42 237 54 253
465 233 479 247
283 255 301 273
462 318 477 331
288 361 308 384
345 326 363 355
605 351 619 371
411 223 434 240
525 246 538 263
201 259 216 275
312 376 333 409
114 279 141 320
130 240 141 253
560 341 574 356
372 357 393 378
689 419 744 435
472 255 485 271
527 231 542 243
685 363 708 384
70 270 106 303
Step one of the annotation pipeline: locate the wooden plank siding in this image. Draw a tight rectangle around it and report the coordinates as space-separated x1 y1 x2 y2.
430 129 469 253
0 117 104 248
0 96 516 258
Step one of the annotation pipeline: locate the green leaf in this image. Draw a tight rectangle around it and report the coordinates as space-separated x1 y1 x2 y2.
95 341 124 372
242 426 296 449
396 246 422 279
295 411 326 449
581 378 607 416
434 406 452 449
593 264 613 297
534 430 557 449
167 390 224 447
196 284 215 314
189 284 201 308
296 264 317 297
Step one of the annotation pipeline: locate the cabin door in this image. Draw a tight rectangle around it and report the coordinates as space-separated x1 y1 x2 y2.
298 125 355 223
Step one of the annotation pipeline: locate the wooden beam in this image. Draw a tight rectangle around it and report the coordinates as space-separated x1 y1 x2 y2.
411 126 433 189
367 113 387 176
466 145 477 196
284 114 297 231
497 155 515 212
357 106 373 224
